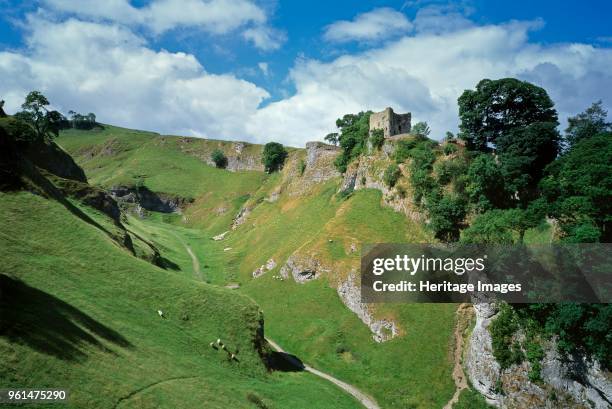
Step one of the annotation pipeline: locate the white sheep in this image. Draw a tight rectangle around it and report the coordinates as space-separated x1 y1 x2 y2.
157 310 165 318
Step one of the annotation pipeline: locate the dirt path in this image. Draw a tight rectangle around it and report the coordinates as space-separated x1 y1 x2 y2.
442 303 474 409
184 244 201 280
170 232 202 281
266 338 380 409
114 376 198 408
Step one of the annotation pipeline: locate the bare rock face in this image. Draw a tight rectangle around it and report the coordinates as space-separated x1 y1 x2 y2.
304 142 341 184
337 272 398 343
280 254 327 283
466 302 503 405
252 258 276 278
231 206 251 230
340 157 424 223
212 231 229 241
466 302 612 408
109 186 191 214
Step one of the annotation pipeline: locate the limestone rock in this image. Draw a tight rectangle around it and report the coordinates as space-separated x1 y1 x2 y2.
252 258 276 278
280 254 328 283
337 272 398 343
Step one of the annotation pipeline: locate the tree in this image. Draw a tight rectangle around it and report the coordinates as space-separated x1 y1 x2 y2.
412 121 431 137
564 101 611 149
262 142 288 173
465 153 510 210
427 193 467 241
333 111 372 173
458 78 558 151
540 133 612 242
211 149 228 169
324 132 339 146
15 91 63 140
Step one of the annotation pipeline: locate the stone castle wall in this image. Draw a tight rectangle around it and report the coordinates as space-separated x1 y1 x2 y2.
369 107 411 138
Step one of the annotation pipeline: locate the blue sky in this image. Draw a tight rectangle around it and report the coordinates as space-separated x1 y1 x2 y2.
1 0 611 146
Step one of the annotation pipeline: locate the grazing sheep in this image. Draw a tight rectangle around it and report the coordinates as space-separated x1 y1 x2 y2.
217 338 222 345
157 310 165 318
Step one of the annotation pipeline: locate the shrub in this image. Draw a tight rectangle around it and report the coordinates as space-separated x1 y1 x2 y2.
262 142 288 172
211 149 228 168
370 129 384 150
489 304 524 369
443 143 458 155
383 163 401 187
426 193 467 241
298 159 306 175
0 117 37 145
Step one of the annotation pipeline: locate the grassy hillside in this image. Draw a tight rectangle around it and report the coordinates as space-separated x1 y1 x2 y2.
0 189 364 409
56 126 460 408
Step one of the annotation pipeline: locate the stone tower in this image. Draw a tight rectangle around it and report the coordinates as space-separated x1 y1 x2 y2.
369 107 411 138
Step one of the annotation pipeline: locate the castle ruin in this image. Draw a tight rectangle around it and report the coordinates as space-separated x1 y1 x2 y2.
369 107 411 138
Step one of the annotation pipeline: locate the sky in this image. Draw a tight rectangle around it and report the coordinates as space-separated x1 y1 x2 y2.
1 0 611 147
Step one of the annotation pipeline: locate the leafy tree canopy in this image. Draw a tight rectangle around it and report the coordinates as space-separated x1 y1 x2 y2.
261 142 288 173
564 100 611 149
458 78 558 151
14 91 64 141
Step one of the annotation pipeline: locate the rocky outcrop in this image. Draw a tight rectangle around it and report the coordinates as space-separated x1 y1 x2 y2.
280 254 329 283
232 206 252 229
252 258 276 278
466 302 612 408
304 142 341 183
340 157 424 223
337 272 398 343
109 186 191 214
466 302 503 405
212 231 229 241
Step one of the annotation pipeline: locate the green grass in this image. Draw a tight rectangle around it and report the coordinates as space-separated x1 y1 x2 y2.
452 388 494 409
0 191 361 409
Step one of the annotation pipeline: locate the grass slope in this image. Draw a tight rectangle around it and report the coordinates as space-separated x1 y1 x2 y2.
56 127 459 408
0 190 361 409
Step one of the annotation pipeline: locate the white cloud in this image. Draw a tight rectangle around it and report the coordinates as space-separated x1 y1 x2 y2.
242 26 286 51
0 16 269 138
249 17 612 145
43 0 281 50
323 8 413 43
1 8 611 148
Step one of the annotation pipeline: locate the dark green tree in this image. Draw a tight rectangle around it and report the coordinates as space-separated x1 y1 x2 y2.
333 111 372 173
262 142 288 173
465 153 510 210
540 133 612 242
14 91 63 140
458 78 558 151
564 101 610 149
427 193 467 241
324 132 339 146
210 149 228 169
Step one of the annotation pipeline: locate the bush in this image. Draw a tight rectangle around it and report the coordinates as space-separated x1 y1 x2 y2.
443 143 458 155
426 193 466 241
489 304 524 369
210 149 228 168
370 129 384 150
262 142 288 173
298 159 306 175
0 117 37 145
383 163 401 187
